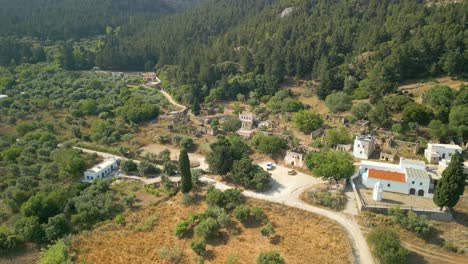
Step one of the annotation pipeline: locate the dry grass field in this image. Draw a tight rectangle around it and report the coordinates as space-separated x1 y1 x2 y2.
398 77 466 103
72 193 353 264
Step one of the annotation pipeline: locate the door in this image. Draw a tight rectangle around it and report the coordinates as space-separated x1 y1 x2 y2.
409 188 416 195
418 190 424 197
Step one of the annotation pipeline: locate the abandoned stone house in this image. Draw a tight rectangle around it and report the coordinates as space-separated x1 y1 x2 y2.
200 106 220 116
284 145 308 168
310 128 324 140
380 149 397 162
111 72 125 77
239 113 255 130
336 144 352 152
284 150 305 168
258 120 275 130
142 72 158 82
190 125 218 136
326 114 348 124
388 138 419 155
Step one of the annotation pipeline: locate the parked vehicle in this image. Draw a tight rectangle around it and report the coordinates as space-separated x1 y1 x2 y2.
266 162 274 170
288 169 297 175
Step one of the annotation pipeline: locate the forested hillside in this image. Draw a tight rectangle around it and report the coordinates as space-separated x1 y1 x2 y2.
94 0 467 102
0 0 199 39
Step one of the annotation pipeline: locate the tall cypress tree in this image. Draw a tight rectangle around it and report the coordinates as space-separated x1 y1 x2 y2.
179 148 192 193
433 152 466 210
192 97 200 116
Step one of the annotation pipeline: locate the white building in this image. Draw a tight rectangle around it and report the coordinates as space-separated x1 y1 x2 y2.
437 159 468 175
424 143 462 164
359 158 432 197
0 95 8 99
83 158 119 182
353 135 375 159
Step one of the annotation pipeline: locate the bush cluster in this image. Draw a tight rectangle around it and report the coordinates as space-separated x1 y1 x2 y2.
367 227 408 264
232 206 265 224
308 190 347 211
388 207 430 237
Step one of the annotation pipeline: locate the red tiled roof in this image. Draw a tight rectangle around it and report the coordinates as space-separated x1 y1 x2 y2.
367 169 406 183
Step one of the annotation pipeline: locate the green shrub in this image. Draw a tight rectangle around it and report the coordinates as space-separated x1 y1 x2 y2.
0 225 19 252
233 206 251 222
39 239 73 264
175 219 192 238
367 227 408 264
222 189 245 210
191 240 206 256
442 240 458 253
194 218 220 240
206 187 225 207
159 245 183 263
216 210 230 228
308 190 347 210
204 207 230 228
115 214 125 225
134 215 157 232
250 207 265 222
226 254 239 264
257 251 284 264
388 207 430 236
260 222 275 237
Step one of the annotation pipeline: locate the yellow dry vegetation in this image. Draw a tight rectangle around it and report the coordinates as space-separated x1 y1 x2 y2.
398 77 466 103
72 194 352 264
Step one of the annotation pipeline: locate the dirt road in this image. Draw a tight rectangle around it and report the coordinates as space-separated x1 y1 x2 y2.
201 174 374 264
72 147 140 163
158 89 186 112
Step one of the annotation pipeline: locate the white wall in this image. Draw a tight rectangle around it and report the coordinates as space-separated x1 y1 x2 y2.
353 137 375 159
362 174 409 194
406 175 431 198
425 145 462 163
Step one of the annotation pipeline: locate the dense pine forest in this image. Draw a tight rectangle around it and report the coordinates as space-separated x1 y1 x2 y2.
1 0 466 102
95 0 467 101
0 0 199 39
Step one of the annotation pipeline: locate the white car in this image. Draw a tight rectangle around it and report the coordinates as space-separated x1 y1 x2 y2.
266 162 274 170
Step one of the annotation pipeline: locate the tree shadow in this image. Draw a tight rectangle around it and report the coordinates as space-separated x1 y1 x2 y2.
380 198 404 205
206 230 229 246
452 209 468 227
269 234 282 245
422 227 445 247
406 251 429 264
262 178 286 196
204 249 216 261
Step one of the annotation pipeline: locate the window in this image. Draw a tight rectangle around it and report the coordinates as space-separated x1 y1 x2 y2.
420 182 423 186
360 151 362 154
387 184 391 187
412 181 415 184
358 144 360 148
365 168 368 172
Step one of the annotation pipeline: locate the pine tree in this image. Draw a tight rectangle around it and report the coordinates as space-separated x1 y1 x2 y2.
192 97 200 116
179 148 192 193
433 152 466 210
